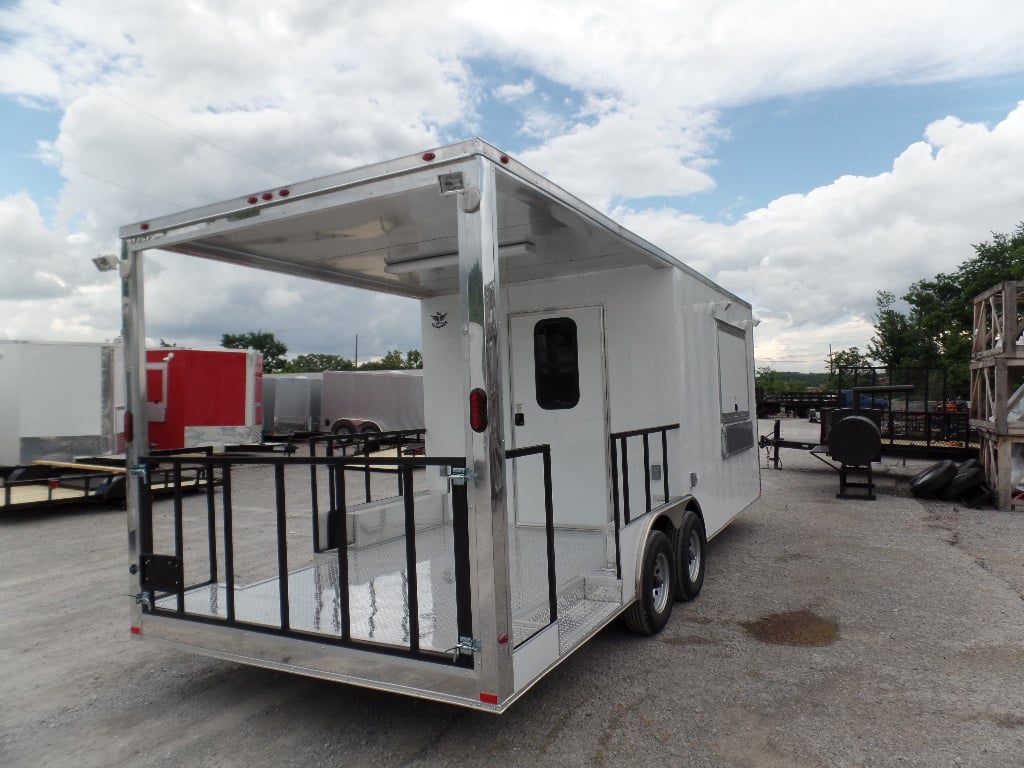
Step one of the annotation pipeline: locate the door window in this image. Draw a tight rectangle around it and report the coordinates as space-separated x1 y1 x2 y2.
533 317 580 410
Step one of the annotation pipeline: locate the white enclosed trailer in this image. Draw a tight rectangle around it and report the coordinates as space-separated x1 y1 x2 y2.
0 340 122 469
118 139 760 712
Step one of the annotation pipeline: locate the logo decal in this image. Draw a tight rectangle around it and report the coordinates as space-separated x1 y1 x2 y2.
431 311 448 329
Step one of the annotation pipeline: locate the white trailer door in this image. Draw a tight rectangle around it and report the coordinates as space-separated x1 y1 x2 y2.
508 307 609 527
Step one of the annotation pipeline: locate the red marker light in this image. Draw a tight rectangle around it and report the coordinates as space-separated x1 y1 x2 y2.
278 189 290 197
500 155 510 164
247 196 259 204
140 223 150 230
422 152 436 161
470 388 487 432
130 626 142 635
480 692 499 705
261 192 273 201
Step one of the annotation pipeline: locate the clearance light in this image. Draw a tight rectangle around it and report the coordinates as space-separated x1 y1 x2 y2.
261 192 273 201
278 189 290 197
500 155 510 164
480 692 499 705
422 151 436 161
130 626 142 635
247 196 259 204
470 388 487 432
140 223 150 230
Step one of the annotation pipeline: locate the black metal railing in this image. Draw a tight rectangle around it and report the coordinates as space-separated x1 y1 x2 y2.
136 451 473 668
308 429 426 521
609 423 680 527
505 444 557 635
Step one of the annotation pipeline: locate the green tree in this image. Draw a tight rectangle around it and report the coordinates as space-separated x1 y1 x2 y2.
405 350 423 369
359 349 410 370
222 331 289 373
897 223 1024 393
826 346 873 391
867 290 936 368
287 353 355 372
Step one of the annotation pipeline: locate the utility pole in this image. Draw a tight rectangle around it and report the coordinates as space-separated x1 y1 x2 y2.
354 334 359 368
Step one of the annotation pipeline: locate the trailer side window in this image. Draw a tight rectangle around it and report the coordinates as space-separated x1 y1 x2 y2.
533 318 580 410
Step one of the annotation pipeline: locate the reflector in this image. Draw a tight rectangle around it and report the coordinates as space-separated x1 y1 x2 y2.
470 388 487 432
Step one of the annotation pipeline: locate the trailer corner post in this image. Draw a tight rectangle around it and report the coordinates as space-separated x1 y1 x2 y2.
458 156 513 703
121 239 149 631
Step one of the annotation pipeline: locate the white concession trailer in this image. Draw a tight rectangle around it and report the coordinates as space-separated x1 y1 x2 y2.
118 139 760 712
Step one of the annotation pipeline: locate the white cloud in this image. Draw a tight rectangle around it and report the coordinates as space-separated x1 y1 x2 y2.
1 0 1023 370
494 79 535 102
618 102 1024 369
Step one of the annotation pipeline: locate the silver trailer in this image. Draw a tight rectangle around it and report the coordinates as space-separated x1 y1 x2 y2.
320 370 424 435
117 139 761 712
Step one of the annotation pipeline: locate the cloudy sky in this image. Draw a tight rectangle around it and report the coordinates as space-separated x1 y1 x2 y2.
2 0 1023 371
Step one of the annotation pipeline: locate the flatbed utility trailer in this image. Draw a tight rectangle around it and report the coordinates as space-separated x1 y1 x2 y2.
117 139 761 712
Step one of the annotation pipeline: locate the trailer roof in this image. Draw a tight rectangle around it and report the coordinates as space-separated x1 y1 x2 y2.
119 138 748 306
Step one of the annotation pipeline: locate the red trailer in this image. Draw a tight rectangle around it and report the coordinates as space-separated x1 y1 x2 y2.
144 348 262 451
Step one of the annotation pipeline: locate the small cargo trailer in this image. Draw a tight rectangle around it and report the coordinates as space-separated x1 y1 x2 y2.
117 139 760 712
320 369 424 435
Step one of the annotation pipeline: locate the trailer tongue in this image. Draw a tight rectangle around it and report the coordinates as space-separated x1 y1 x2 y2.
118 139 760 712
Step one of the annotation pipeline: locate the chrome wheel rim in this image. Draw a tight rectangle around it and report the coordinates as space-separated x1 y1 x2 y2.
652 551 670 613
687 530 702 581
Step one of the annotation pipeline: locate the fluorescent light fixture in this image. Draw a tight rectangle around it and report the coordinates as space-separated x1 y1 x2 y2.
384 252 458 275
383 241 535 276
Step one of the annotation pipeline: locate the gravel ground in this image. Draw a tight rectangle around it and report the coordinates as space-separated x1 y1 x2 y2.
1 420 1022 767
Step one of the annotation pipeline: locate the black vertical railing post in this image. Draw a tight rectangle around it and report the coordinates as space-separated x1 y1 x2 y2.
542 446 557 623
608 437 622 580
402 466 420 654
310 439 321 554
205 461 218 583
642 434 652 513
333 456 351 642
363 439 372 503
172 463 185 613
396 434 404 497
222 463 235 622
451 464 472 665
774 419 782 469
621 437 631 525
661 428 670 502
139 461 154 556
274 463 290 631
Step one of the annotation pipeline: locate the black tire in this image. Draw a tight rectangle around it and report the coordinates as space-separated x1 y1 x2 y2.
910 460 957 498
331 423 353 436
672 510 706 602
624 530 675 635
939 466 985 500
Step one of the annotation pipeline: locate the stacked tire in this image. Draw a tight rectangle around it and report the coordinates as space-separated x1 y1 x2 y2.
910 459 986 502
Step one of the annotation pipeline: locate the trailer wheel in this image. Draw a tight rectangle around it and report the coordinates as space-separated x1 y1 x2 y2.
331 423 353 436
624 530 674 635
672 510 706 602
